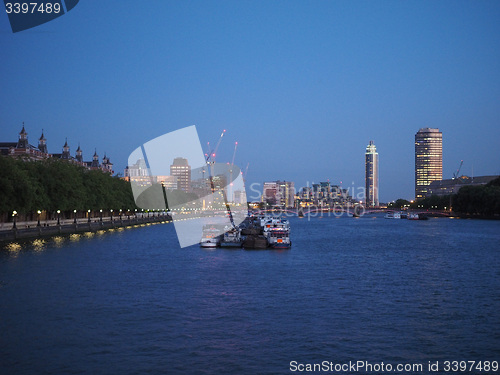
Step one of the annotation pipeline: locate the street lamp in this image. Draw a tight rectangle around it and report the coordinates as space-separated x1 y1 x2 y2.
110 209 113 221
37 210 41 227
100 209 103 222
73 209 77 224
57 210 61 225
88 209 91 223
12 210 17 229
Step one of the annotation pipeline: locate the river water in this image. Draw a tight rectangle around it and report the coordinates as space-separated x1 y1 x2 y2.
1 216 499 374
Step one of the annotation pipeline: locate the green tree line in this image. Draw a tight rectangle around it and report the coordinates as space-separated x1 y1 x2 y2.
0 156 137 215
452 176 500 216
389 177 500 216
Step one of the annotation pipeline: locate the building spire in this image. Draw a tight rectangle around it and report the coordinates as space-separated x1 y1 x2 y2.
17 122 29 148
38 128 48 154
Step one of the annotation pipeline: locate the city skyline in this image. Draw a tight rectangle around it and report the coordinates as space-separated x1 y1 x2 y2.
1 2 499 202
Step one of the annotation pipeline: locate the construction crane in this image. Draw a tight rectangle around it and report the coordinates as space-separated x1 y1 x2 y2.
453 160 464 179
205 129 226 164
243 162 249 183
228 142 238 203
203 130 226 179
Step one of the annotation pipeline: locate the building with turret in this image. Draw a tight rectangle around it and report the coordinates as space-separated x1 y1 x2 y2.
0 124 113 174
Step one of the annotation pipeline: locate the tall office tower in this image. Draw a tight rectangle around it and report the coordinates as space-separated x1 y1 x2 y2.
415 128 442 199
262 181 295 208
365 140 379 207
170 157 191 192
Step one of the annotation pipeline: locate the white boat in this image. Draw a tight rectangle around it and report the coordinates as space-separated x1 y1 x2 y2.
200 227 221 248
265 228 291 248
408 212 429 220
262 217 290 232
262 217 291 249
386 211 407 219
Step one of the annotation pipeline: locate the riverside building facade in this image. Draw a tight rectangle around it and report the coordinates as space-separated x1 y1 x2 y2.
0 124 114 174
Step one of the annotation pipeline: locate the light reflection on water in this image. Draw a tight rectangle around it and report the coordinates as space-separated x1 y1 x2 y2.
32 239 46 252
0 221 174 259
52 236 65 247
5 242 21 256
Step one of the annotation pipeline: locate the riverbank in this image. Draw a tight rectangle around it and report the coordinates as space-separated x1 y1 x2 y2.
0 214 172 243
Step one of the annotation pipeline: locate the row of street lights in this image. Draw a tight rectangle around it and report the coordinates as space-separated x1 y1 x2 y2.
11 208 168 229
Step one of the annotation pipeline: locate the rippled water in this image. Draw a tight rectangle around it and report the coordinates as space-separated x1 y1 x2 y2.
1 216 499 374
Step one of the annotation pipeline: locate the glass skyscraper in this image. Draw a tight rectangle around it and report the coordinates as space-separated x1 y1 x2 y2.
415 128 442 199
365 140 379 207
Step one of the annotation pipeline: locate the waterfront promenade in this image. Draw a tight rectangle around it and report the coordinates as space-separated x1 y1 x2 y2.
0 213 171 242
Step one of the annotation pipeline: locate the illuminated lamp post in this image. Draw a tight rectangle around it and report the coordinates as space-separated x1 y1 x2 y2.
12 210 17 229
37 210 41 227
73 209 77 224
57 210 61 225
100 209 103 222
88 209 91 223
110 209 113 221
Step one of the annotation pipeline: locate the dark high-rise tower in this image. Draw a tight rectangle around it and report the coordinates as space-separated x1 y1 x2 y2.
415 128 442 199
365 140 379 207
170 157 191 192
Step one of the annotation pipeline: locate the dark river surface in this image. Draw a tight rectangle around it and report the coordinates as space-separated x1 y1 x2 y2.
1 215 499 374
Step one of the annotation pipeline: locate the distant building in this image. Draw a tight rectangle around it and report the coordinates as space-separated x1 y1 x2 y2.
262 180 295 208
262 182 277 205
295 182 355 208
124 159 149 178
0 124 113 173
415 128 442 199
427 175 499 196
233 190 247 205
170 157 191 191
155 175 178 190
124 160 178 190
365 140 379 207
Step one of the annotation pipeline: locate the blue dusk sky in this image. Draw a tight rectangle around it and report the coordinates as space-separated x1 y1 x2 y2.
1 1 499 202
